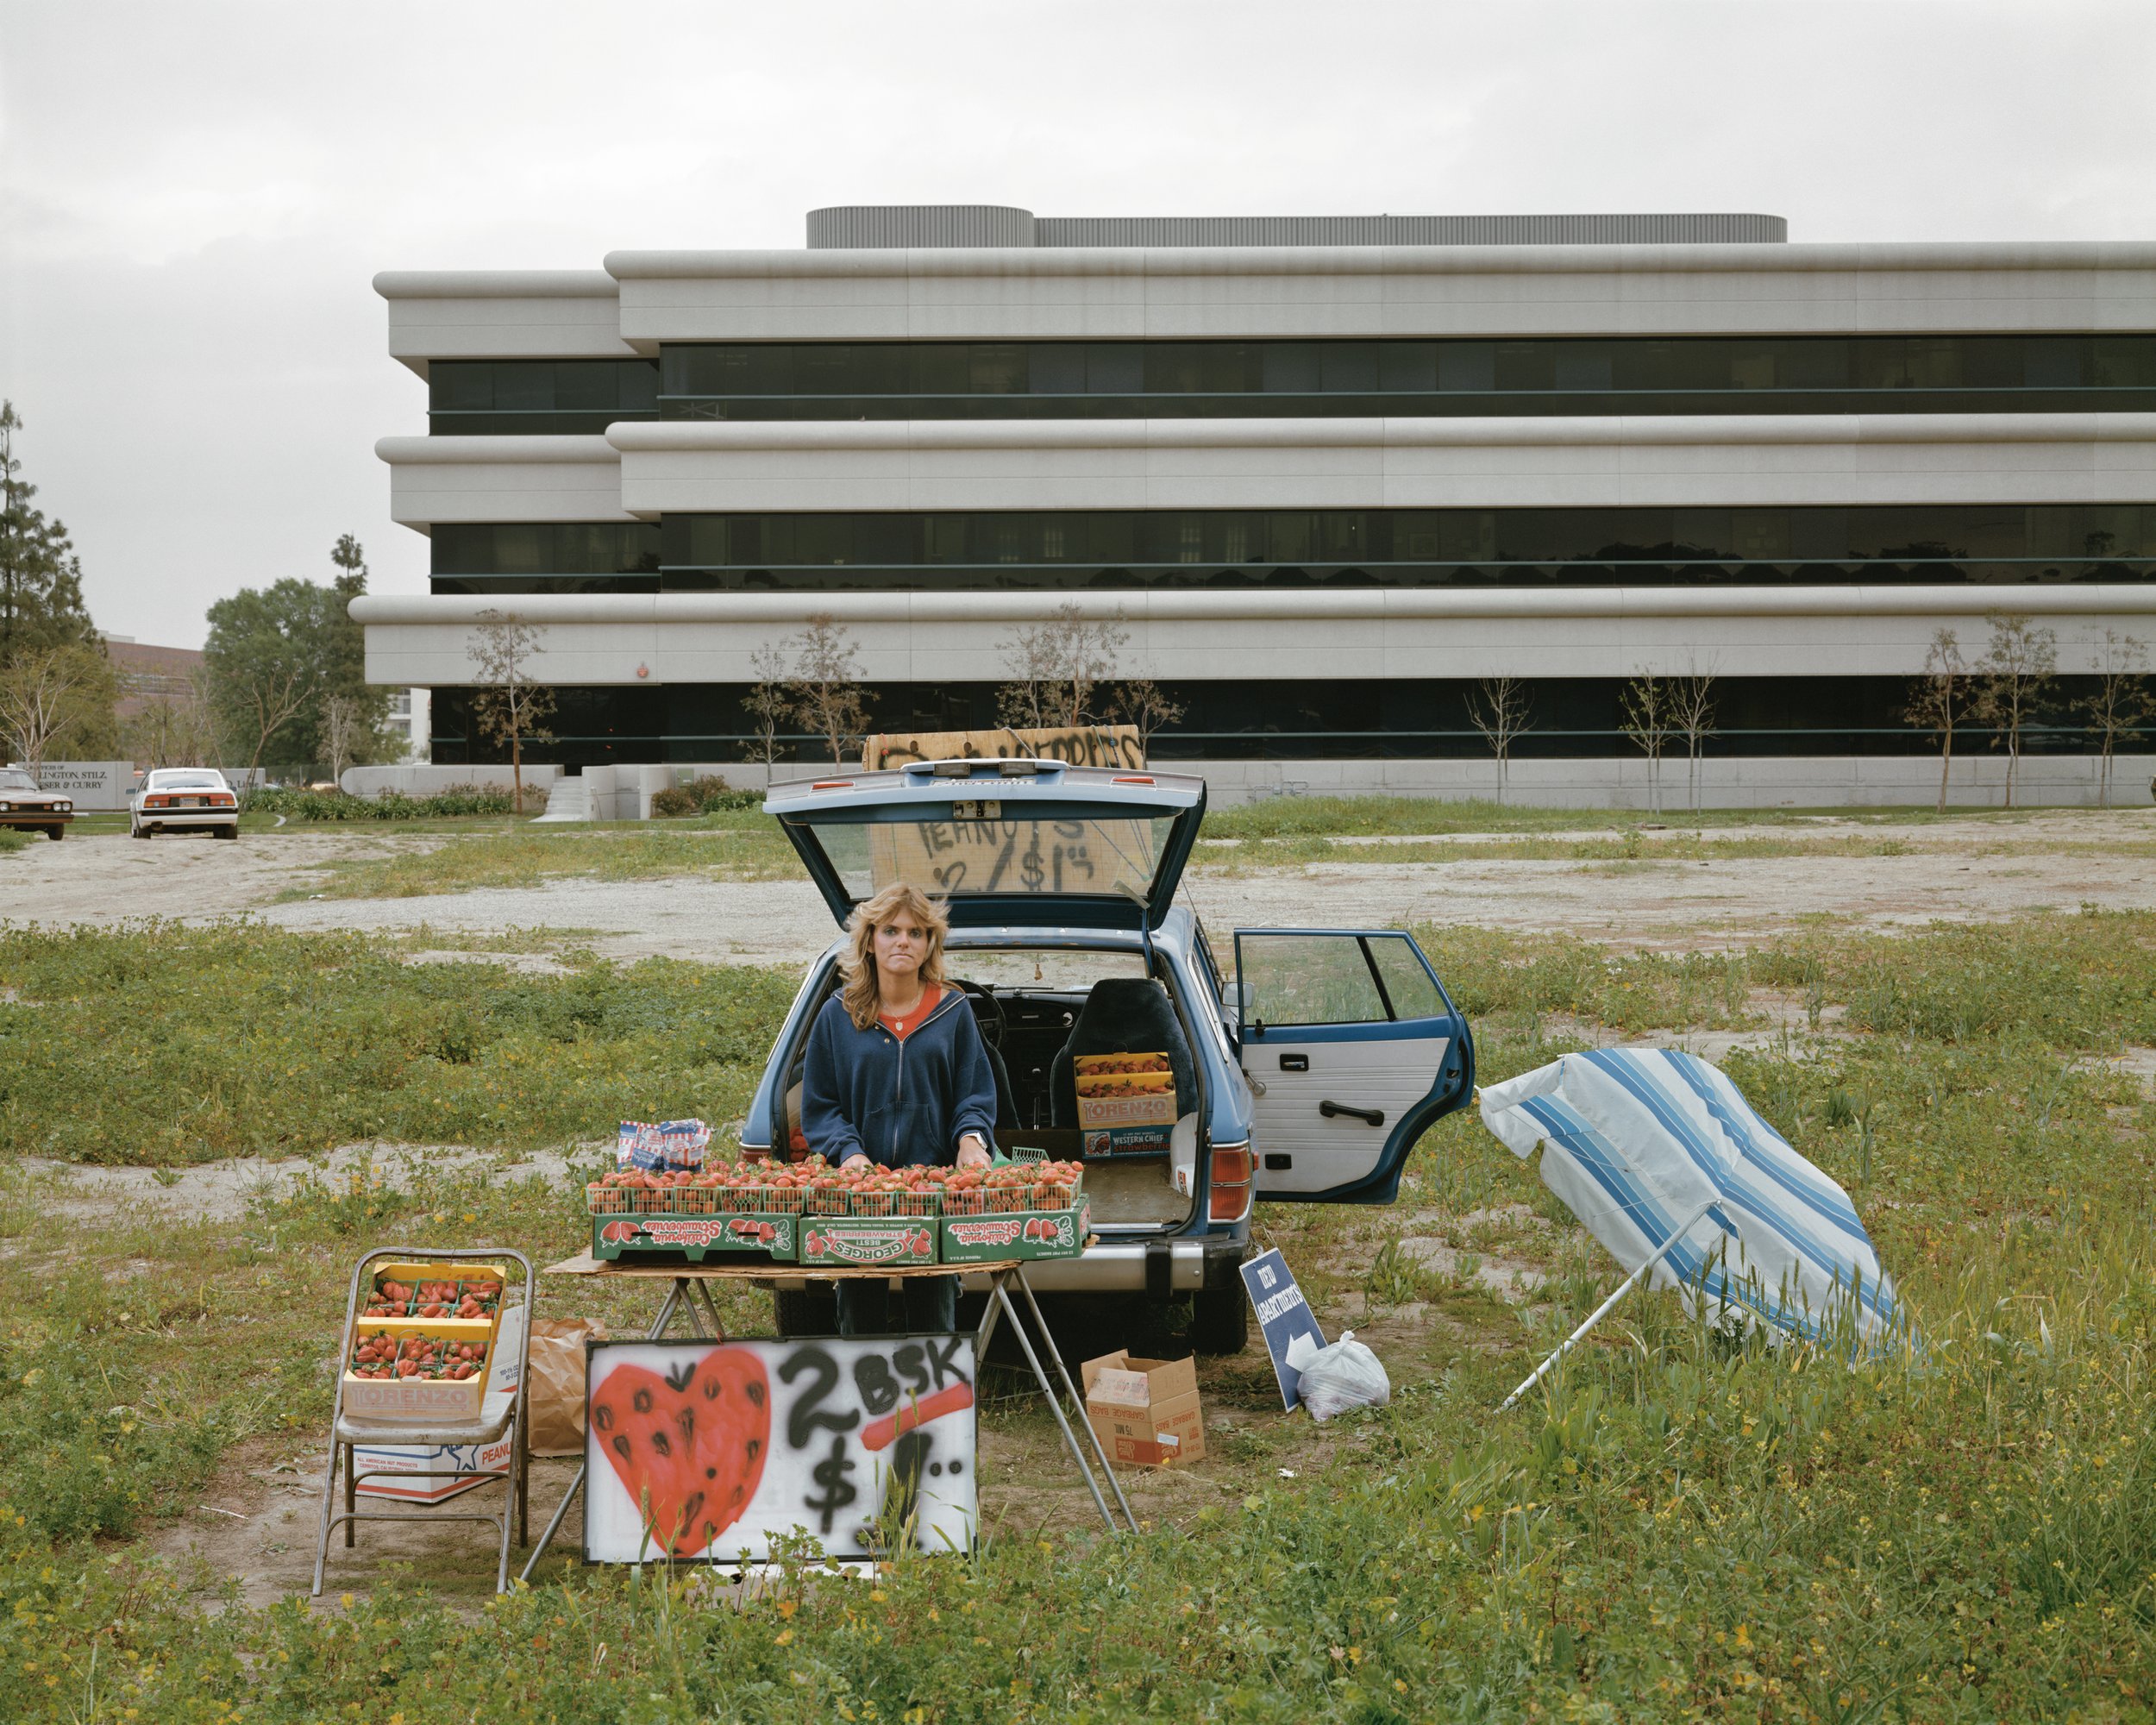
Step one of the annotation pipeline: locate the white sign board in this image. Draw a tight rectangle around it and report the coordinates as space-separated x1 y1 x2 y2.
584 1336 977 1563
18 760 135 809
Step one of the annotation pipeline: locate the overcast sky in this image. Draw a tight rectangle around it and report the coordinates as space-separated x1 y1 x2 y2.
3 0 2153 649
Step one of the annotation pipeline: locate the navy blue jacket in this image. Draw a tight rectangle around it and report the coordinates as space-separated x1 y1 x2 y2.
800 988 999 1170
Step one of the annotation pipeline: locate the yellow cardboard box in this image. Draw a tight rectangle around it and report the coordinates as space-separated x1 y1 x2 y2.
1081 1350 1206 1468
1073 1055 1179 1156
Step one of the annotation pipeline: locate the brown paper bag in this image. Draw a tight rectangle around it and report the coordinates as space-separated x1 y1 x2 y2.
527 1317 607 1456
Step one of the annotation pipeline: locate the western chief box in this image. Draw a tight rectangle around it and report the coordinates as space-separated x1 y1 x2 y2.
1081 1350 1206 1468
1074 1053 1178 1157
799 1218 941 1267
938 1201 1091 1264
591 1211 799 1264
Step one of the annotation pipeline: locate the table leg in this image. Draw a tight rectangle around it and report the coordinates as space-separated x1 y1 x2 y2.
1013 1270 1138 1532
693 1281 727 1339
989 1273 1124 1536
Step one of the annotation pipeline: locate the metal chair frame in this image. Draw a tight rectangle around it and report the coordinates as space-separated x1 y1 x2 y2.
310 1245 536 1596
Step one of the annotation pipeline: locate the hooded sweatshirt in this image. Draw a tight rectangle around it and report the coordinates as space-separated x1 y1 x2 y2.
799 988 999 1169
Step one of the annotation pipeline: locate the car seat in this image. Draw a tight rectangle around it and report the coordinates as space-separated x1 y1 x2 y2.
1049 977 1198 1130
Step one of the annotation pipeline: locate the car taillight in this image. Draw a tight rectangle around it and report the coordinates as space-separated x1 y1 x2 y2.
144 795 168 809
211 794 235 807
1208 1141 1253 1221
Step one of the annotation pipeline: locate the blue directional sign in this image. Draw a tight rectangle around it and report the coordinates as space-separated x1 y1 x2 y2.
1239 1248 1327 1412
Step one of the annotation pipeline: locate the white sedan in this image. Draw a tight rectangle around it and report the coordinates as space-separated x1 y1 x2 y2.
130 768 241 839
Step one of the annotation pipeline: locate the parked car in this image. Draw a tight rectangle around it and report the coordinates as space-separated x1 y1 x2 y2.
0 766 74 839
129 768 240 839
743 760 1475 1352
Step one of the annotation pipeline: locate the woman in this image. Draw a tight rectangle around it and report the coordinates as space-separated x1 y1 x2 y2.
799 881 997 1336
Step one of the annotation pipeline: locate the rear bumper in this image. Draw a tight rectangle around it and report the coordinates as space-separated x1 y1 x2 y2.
135 809 236 828
955 1233 1248 1294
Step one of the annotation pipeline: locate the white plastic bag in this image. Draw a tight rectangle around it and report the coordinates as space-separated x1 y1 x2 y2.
1296 1330 1391 1422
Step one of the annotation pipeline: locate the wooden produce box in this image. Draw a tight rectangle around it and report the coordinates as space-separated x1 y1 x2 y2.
343 1320 499 1424
938 1201 1091 1264
591 1211 799 1264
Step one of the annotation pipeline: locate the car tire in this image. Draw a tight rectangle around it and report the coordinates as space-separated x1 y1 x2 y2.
1189 1288 1251 1356
773 1288 838 1339
46 825 64 841
215 824 238 840
132 825 151 839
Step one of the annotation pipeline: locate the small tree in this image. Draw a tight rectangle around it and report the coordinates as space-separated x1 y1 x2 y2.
789 612 872 767
322 693 366 787
1670 670 1719 815
2077 628 2152 809
997 603 1127 731
122 671 219 770
1904 628 1970 814
1619 671 1673 815
742 640 795 767
1974 612 2058 809
1112 675 1184 762
467 610 556 814
1463 675 1532 803
0 642 116 775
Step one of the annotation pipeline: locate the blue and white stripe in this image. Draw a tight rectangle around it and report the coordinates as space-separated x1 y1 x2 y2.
1480 1049 1900 1345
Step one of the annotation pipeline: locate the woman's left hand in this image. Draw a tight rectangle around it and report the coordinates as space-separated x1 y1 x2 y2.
956 1134 991 1168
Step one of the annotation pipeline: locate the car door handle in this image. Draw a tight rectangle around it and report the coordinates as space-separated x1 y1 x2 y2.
1319 1100 1386 1127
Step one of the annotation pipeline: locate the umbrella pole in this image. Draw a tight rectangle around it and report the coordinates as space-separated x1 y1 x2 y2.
1501 1199 1715 1411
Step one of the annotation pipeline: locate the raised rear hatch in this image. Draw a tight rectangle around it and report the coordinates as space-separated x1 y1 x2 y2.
765 759 1207 931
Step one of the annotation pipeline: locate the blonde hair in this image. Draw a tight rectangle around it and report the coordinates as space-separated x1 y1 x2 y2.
839 882 951 1029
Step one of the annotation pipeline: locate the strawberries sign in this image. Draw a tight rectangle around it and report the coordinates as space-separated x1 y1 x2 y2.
584 1337 980 1564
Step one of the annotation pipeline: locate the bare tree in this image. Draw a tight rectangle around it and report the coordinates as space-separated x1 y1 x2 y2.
1619 671 1673 815
997 603 1127 731
1463 675 1532 803
467 610 556 815
1973 612 2058 810
1111 674 1185 762
2076 627 2152 809
322 694 366 787
788 612 872 767
1 643 113 775
223 658 317 779
1670 670 1720 815
742 640 794 767
122 672 220 771
1903 628 1970 815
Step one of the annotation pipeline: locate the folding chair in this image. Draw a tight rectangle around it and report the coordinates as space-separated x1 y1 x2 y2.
311 1246 535 1596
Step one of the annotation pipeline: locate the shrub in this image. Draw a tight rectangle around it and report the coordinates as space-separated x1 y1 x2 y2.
650 773 760 818
0 828 28 855
239 783 539 820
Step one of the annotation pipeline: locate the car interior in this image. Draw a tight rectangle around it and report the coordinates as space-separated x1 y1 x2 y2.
773 946 1203 1228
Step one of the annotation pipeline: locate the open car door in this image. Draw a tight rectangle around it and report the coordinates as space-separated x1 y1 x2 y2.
1233 929 1473 1204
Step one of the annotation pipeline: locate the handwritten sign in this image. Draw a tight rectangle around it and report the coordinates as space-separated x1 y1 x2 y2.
862 724 1144 772
583 1336 977 1563
1239 1249 1327 1412
867 816 1159 899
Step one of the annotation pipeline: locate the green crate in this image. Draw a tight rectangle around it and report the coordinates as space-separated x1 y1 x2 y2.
798 1217 940 1268
937 1202 1090 1264
592 1211 799 1264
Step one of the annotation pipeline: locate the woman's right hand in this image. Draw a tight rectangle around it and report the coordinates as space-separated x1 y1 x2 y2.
840 1153 872 1172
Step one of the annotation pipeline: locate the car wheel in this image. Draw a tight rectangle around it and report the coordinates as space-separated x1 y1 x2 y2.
773 1289 838 1339
45 825 64 841
1189 1288 1251 1356
132 825 151 839
215 824 238 840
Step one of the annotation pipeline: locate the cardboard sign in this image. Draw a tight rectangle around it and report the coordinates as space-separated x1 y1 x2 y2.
1075 1052 1178 1156
865 816 1159 900
862 724 1144 772
1080 1350 1206 1468
1240 1249 1327 1412
585 1336 978 1563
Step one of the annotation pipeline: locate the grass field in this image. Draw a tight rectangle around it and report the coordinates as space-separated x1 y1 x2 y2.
2 912 2153 1719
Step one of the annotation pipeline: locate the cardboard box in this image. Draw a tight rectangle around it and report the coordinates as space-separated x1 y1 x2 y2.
938 1202 1090 1264
354 1434 516 1502
344 1319 500 1424
592 1211 799 1263
1074 1054 1179 1157
799 1218 940 1267
1081 1350 1206 1468
361 1260 508 1339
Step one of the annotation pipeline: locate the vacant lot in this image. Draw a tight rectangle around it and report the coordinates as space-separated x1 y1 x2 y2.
3 802 2153 1720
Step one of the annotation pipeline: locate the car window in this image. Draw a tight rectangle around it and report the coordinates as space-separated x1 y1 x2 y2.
1366 933 1446 1020
152 772 225 789
948 948 1149 991
0 769 38 792
1238 933 1390 1027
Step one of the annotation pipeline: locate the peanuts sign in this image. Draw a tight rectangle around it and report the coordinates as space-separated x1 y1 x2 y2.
584 1336 978 1563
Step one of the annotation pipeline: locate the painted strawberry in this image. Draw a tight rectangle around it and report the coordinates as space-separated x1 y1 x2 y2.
599 1220 639 1245
590 1348 771 1558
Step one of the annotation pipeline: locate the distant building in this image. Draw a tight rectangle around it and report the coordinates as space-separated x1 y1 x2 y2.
381 687 430 762
102 637 206 720
355 205 2156 800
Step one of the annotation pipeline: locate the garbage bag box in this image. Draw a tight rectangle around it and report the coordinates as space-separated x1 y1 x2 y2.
1081 1350 1206 1467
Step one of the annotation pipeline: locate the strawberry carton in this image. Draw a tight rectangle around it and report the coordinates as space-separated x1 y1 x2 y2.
934 1157 1090 1264
799 1219 941 1268
1074 1052 1178 1156
343 1324 497 1423
359 1261 507 1341
592 1210 800 1264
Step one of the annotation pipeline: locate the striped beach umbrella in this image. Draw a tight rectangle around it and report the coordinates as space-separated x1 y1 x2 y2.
1479 1048 1902 1407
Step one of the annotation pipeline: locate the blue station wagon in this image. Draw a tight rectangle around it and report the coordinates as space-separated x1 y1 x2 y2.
743 759 1475 1352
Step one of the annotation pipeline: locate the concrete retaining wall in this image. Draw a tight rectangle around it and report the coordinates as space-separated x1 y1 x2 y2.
342 755 2156 814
